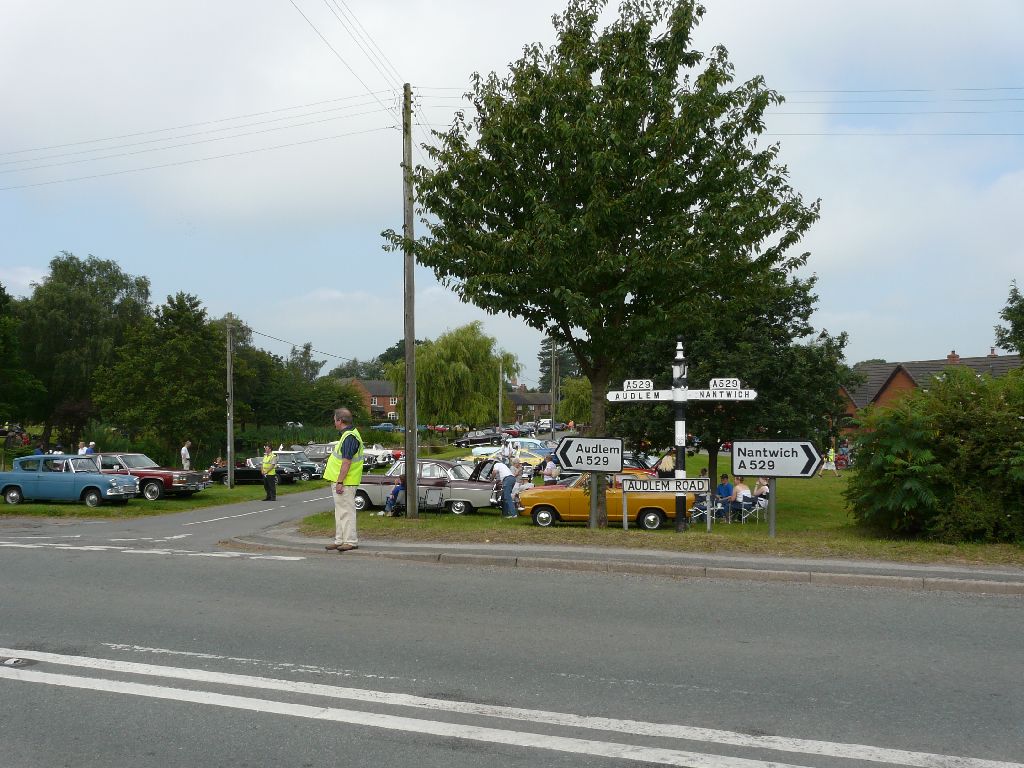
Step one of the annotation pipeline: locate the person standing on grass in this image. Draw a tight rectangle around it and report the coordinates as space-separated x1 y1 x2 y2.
819 445 841 477
181 440 192 470
492 458 517 518
260 443 278 501
324 408 364 553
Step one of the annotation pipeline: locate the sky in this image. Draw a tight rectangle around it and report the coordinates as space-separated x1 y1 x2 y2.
2 0 1022 388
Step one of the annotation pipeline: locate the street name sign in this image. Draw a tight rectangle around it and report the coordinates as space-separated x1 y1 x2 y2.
687 388 758 401
621 477 710 494
606 389 673 402
555 437 623 472
731 440 822 478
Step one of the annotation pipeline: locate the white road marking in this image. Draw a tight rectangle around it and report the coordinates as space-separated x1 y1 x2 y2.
0 648 1016 768
3 535 82 539
160 534 192 540
0 666 814 768
0 540 303 562
182 508 273 526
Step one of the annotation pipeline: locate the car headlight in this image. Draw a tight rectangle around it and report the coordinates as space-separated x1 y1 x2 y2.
173 473 186 482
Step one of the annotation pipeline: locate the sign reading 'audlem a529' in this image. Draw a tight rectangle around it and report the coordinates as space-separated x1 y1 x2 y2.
555 437 623 472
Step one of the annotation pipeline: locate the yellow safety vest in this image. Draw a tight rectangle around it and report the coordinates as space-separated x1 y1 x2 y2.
262 453 276 475
323 428 364 485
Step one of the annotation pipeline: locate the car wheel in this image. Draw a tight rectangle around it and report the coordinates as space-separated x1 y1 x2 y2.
300 471 311 481
638 509 665 531
354 491 369 512
4 487 23 505
82 489 102 508
141 480 164 501
531 506 557 527
449 499 473 515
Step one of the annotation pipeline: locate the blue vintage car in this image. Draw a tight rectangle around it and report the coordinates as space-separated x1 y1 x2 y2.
0 454 140 508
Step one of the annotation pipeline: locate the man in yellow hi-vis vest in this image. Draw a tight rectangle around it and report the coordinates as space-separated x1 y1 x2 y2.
324 407 364 552
260 443 277 501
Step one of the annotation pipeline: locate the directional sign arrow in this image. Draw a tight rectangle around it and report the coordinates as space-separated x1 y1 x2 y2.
730 440 823 478
555 437 623 472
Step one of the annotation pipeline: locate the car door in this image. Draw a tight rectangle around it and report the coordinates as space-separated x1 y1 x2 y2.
11 458 41 500
38 458 79 500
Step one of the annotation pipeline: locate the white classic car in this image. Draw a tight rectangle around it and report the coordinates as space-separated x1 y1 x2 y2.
362 443 397 469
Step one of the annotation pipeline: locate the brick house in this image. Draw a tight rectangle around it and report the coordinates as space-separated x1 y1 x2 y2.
343 379 401 421
508 390 552 422
840 349 1022 420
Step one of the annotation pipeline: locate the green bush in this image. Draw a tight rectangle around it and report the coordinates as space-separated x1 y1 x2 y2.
846 367 1024 542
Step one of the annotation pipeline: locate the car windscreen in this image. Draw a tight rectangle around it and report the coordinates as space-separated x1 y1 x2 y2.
450 465 473 480
121 455 160 469
70 457 99 472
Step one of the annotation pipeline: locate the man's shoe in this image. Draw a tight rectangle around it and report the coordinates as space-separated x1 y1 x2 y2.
337 544 358 552
325 543 340 550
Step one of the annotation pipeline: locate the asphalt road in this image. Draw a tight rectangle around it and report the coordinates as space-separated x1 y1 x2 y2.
1 491 1022 768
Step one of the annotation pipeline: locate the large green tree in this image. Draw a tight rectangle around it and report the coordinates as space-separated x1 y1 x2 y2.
17 253 150 444
94 293 222 453
0 282 44 423
995 280 1024 354
390 0 819 444
538 336 581 393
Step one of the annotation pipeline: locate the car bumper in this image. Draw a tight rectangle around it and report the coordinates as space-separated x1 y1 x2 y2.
105 487 138 498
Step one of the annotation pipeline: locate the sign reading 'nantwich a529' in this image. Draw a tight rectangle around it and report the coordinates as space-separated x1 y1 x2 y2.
730 441 822 478
555 437 623 472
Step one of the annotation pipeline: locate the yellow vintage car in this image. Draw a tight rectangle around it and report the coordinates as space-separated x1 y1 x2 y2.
517 472 693 530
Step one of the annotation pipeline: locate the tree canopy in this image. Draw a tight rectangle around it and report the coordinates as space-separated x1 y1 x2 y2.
390 0 820 444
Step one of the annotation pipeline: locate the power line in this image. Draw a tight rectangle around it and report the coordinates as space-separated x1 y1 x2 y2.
249 328 356 361
321 0 402 92
1 104 394 173
0 125 395 192
0 91 397 158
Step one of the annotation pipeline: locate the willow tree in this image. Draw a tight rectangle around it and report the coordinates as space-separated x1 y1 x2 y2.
388 0 819 441
385 322 520 428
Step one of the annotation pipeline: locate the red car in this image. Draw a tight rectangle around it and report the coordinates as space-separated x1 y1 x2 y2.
96 452 211 501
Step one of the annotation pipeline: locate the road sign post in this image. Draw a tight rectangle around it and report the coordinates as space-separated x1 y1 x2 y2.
619 476 710 531
605 337 758 533
730 440 822 537
555 437 623 530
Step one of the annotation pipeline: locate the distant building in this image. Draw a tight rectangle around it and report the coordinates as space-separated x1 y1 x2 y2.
840 349 1022 420
508 388 552 421
342 379 401 421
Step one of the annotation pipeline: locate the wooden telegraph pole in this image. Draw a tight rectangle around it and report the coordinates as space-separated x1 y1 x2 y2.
402 82 417 518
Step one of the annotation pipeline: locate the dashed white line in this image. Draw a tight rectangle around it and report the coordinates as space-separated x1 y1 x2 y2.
182 508 276 526
0 540 303 562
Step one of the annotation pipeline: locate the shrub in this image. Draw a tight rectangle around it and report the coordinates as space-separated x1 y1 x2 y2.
846 367 1024 542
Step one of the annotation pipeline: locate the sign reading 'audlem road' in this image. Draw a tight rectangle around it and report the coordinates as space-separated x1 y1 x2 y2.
621 477 710 494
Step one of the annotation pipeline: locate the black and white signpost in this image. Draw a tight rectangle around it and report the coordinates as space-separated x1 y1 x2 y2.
606 337 757 532
730 440 822 537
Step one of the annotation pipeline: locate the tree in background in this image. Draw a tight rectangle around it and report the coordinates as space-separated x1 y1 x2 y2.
390 0 820 461
94 293 222 454
557 377 592 425
17 253 150 445
995 280 1023 354
537 336 581 393
287 343 326 383
0 282 44 424
845 366 1024 542
385 322 519 428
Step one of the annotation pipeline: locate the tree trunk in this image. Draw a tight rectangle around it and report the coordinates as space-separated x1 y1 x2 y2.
588 367 611 527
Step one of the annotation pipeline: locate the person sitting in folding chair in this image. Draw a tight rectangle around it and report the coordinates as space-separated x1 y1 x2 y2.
728 475 752 522
383 474 407 517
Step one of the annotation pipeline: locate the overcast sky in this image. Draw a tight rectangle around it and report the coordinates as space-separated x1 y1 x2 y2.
2 0 1022 387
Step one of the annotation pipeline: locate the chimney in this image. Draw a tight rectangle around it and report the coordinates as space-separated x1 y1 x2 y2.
988 347 998 357
947 350 960 364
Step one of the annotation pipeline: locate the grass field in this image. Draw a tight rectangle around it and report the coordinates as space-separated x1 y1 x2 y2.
300 451 1024 567
4 448 1021 566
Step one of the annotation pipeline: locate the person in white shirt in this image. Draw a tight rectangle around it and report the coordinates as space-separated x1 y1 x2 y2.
492 459 517 518
180 440 192 470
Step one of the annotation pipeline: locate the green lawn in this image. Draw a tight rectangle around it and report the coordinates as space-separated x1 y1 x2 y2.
304 453 1024 567
4 451 1021 567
